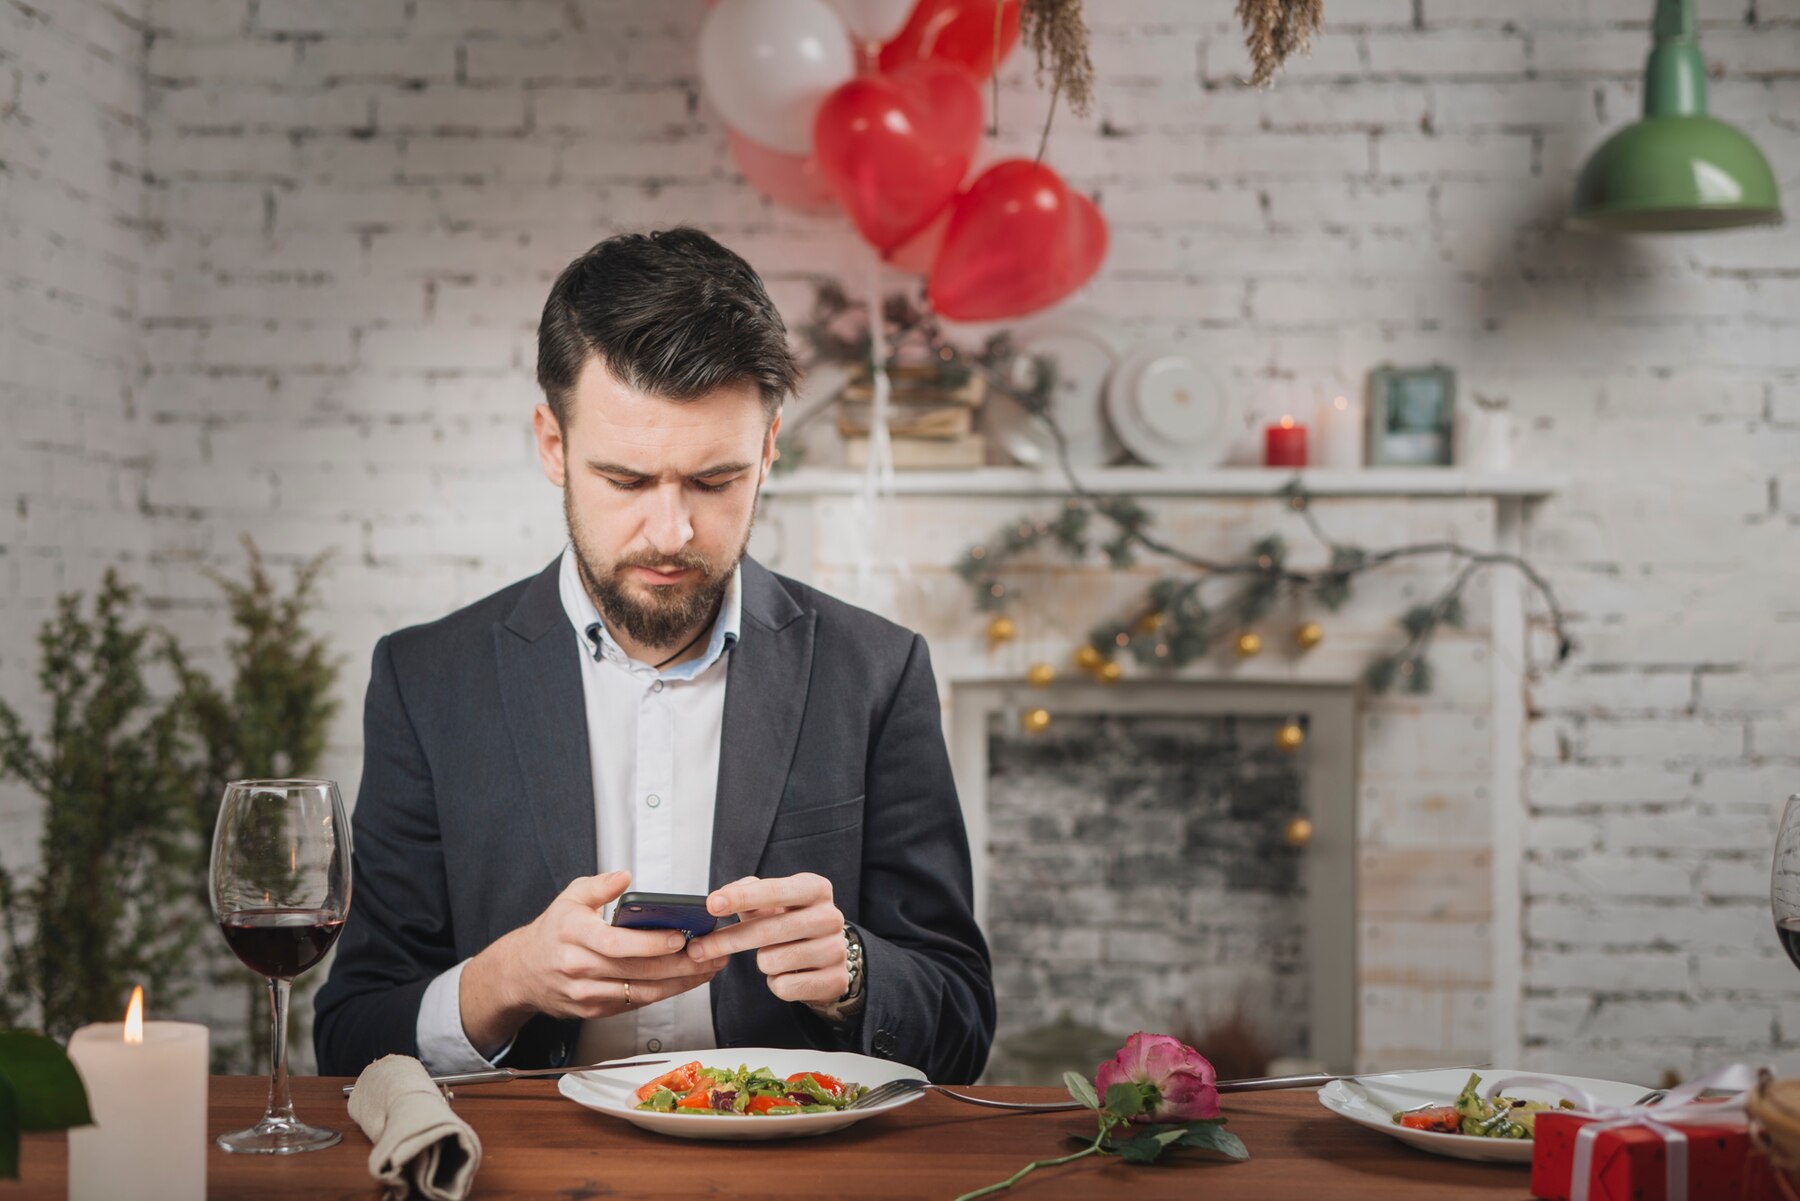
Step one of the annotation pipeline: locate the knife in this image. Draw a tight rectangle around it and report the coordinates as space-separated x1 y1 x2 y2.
340 1058 669 1097
1218 1063 1491 1094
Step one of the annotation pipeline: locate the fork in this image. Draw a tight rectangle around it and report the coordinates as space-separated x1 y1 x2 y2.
849 1064 1493 1113
338 1058 669 1097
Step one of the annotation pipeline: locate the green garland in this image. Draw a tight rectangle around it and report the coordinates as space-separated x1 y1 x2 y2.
791 280 1573 693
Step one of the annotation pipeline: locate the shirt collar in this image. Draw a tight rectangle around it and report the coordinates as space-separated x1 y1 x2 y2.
557 544 740 681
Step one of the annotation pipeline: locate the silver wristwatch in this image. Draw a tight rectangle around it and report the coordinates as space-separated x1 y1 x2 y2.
838 923 865 1005
810 923 866 1023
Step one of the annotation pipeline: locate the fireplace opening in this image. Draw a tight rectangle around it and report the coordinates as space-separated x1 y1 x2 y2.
949 682 1358 1085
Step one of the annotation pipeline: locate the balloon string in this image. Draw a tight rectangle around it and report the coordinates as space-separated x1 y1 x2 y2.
989 1 1003 136
864 249 895 499
1035 75 1061 167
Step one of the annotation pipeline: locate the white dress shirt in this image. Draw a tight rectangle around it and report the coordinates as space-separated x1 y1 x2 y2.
414 544 739 1073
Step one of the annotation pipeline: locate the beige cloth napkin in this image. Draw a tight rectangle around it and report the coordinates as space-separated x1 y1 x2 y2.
347 1054 483 1201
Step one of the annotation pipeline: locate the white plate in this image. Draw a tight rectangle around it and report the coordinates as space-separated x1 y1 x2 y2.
987 310 1124 467
1104 342 1234 468
557 1046 926 1141
1317 1067 1647 1164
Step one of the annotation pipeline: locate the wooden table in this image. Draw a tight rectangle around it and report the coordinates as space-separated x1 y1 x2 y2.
10 1076 1534 1199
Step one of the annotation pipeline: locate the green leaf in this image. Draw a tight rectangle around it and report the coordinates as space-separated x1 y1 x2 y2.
1173 1121 1251 1161
0 1032 91 1132
1116 1133 1171 1164
1062 1071 1100 1111
1104 1081 1148 1120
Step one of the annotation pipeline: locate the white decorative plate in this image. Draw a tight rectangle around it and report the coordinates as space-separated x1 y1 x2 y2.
1103 342 1234 468
987 310 1124 468
557 1047 926 1141
1317 1068 1648 1164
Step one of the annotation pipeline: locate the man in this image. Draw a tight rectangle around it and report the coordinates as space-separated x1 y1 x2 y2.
314 228 994 1085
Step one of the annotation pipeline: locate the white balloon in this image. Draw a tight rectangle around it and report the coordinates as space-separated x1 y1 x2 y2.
698 0 856 156
824 0 914 43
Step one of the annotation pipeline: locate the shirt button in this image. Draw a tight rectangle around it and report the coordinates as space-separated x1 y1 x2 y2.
646 794 661 808
647 1038 662 1053
651 681 664 693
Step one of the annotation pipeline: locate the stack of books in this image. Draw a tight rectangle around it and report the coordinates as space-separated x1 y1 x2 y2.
837 365 988 469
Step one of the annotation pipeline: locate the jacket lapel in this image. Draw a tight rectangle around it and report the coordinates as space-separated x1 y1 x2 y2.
495 557 598 889
709 559 814 890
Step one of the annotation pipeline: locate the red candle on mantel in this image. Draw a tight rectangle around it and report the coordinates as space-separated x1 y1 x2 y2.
1265 416 1308 467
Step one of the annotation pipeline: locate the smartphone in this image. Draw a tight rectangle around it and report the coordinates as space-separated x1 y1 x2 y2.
611 891 739 941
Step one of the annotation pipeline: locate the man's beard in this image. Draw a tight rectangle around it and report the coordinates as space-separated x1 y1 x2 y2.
564 488 756 652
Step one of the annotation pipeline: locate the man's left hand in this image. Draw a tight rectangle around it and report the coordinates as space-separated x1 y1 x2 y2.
686 874 848 1005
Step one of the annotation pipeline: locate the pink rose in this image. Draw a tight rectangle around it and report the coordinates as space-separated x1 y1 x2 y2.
1094 1033 1221 1123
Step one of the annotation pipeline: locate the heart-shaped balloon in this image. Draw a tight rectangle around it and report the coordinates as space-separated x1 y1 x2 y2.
879 0 1020 80
813 60 984 253
928 159 1109 322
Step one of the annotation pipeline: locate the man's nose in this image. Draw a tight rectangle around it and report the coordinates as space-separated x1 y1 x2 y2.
644 482 694 554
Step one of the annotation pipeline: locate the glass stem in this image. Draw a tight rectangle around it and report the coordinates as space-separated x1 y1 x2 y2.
263 976 296 1125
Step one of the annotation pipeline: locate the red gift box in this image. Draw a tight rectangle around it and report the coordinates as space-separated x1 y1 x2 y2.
1530 1108 1777 1201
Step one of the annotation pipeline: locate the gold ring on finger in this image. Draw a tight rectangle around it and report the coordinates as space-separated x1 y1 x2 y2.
623 980 633 1007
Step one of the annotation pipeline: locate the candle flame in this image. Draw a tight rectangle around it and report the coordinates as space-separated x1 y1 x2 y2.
1333 395 1349 411
1279 415 1295 429
124 986 144 1043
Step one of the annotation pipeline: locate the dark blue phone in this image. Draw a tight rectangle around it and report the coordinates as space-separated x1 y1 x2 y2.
611 891 739 941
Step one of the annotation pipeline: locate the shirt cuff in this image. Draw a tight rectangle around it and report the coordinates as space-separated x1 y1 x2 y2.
415 959 516 1074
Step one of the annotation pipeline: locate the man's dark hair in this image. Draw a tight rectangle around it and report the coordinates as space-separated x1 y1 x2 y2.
536 227 801 428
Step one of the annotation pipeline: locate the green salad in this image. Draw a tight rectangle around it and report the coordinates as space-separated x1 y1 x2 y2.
632 1061 868 1116
1391 1072 1575 1139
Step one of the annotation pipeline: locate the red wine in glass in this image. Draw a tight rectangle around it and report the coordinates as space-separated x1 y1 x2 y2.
219 908 345 979
210 778 352 1155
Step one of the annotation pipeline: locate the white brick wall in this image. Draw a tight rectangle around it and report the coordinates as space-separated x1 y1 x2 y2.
3 0 1797 1080
0 0 149 872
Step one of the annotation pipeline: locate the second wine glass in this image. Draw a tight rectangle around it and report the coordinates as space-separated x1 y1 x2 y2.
210 778 352 1154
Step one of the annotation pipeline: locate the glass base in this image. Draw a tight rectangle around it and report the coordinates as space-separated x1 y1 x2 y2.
216 1116 341 1155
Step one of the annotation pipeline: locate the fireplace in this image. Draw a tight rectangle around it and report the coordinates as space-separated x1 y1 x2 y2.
754 467 1558 1073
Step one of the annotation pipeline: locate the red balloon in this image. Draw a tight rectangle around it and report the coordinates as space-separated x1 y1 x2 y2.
928 159 1109 322
879 0 1020 80
728 126 836 212
813 60 984 253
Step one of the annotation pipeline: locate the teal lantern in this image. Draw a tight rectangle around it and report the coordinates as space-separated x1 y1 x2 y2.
1571 0 1782 232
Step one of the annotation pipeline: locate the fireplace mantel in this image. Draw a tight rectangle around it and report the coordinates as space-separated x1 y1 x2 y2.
765 466 1564 500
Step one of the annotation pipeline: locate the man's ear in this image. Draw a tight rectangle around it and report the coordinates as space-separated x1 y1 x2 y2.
533 403 567 488
760 410 784 482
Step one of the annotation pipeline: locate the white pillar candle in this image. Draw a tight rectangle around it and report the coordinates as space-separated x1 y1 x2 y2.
1315 394 1365 469
67 990 208 1201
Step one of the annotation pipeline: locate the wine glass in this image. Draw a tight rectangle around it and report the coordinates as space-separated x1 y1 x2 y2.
209 778 352 1154
1773 796 1800 970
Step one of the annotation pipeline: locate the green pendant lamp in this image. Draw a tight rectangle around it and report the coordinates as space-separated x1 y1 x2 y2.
1572 0 1782 231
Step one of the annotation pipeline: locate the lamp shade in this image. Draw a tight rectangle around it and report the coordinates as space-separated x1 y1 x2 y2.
1572 115 1782 231
1571 0 1782 232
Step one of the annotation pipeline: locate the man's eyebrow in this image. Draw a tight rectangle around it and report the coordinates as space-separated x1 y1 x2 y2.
585 460 754 478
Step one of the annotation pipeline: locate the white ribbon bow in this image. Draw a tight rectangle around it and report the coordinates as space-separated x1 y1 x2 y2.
1482 1064 1760 1201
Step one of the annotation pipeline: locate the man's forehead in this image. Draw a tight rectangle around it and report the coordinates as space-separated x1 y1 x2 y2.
572 354 765 426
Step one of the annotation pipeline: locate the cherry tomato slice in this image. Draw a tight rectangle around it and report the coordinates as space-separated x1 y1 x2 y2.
785 1071 845 1098
635 1061 703 1104
1397 1105 1463 1133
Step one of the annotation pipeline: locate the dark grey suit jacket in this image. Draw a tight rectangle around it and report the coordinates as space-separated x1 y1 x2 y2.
313 556 994 1083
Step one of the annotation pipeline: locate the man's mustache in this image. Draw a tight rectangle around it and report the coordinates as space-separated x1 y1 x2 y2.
610 549 715 579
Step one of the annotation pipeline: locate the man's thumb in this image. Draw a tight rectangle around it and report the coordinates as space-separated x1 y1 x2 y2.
562 870 630 909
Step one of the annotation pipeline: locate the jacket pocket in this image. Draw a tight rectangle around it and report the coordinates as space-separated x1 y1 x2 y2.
764 794 864 844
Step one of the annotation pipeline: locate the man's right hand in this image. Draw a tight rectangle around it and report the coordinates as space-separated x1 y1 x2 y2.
458 871 726 1054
